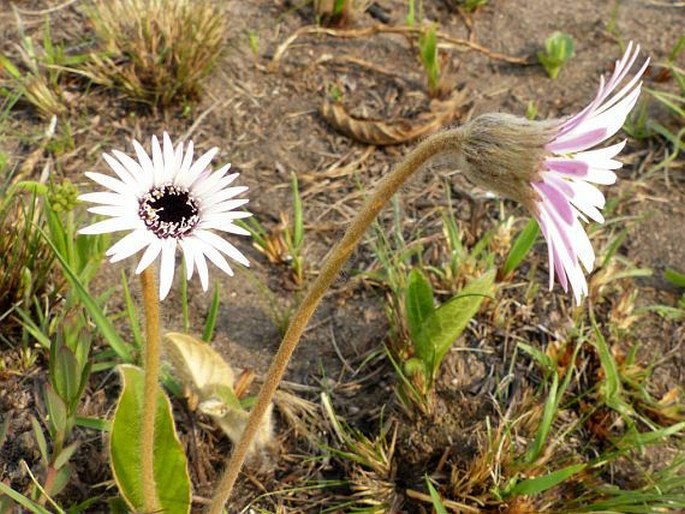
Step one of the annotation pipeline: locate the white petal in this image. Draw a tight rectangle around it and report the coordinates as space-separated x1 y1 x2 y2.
198 239 235 277
79 216 140 235
79 191 131 206
198 219 252 236
584 167 617 185
151 135 165 185
102 152 136 187
130 140 155 190
189 166 228 198
158 239 177 300
111 149 152 192
85 172 133 196
202 186 248 207
573 140 626 169
204 198 250 215
179 238 196 280
87 205 133 217
194 246 209 291
107 229 154 262
162 132 178 183
194 229 250 267
186 147 219 182
174 140 195 188
535 211 558 291
539 203 587 304
135 238 163 274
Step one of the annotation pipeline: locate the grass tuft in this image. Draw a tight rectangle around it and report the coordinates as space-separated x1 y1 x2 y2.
83 0 226 107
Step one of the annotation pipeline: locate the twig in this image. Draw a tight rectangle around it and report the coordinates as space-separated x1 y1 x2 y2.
269 24 530 71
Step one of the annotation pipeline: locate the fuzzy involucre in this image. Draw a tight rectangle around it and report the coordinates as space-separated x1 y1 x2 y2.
457 112 558 211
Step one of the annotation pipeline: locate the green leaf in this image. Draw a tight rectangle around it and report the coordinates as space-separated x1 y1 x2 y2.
405 268 435 346
45 385 68 437
30 416 49 466
516 342 553 374
502 219 539 277
39 227 133 362
53 441 79 470
53 346 79 407
417 270 495 377
110 365 191 514
0 54 21 79
509 463 586 496
202 285 221 342
75 416 110 432
665 267 685 288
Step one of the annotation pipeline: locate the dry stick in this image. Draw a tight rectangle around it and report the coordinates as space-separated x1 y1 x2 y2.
206 128 466 514
269 24 529 71
140 267 162 513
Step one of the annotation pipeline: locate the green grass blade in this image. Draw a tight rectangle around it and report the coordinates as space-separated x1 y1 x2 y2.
525 372 559 464
202 284 221 342
120 271 142 352
664 267 685 287
502 218 539 277
39 228 133 362
0 482 52 514
426 478 448 514
509 463 586 496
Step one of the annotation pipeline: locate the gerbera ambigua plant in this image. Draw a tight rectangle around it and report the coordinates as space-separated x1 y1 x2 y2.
79 132 250 512
207 42 648 513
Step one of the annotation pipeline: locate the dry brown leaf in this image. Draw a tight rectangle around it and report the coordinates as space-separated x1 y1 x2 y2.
164 332 274 455
320 87 469 145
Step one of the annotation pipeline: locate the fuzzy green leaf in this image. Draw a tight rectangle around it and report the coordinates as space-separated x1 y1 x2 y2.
417 270 495 377
45 385 68 437
53 347 79 406
405 268 435 348
29 416 49 466
110 365 191 514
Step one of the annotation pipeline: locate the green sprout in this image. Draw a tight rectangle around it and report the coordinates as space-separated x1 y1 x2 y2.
537 32 575 79
419 24 441 97
460 0 488 12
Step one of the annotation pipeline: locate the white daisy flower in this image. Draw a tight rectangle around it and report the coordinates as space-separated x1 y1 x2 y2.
79 132 251 300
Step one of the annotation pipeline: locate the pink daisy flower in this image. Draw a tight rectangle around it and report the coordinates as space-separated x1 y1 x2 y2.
532 42 649 304
458 42 648 305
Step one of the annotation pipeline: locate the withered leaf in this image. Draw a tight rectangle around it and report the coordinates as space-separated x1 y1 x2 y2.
164 332 274 455
321 87 469 145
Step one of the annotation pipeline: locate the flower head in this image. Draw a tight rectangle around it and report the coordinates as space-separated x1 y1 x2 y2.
80 133 251 300
458 42 648 304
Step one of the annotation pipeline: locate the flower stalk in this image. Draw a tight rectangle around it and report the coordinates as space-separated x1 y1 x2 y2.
206 128 466 514
140 267 162 513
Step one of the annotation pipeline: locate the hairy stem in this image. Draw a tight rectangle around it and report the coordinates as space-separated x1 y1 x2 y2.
207 128 465 514
140 267 161 513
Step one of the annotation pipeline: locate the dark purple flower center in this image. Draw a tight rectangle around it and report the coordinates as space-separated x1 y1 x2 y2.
138 183 199 239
